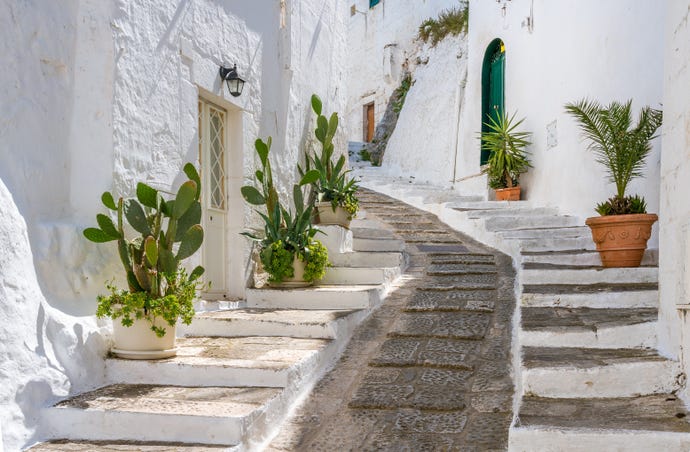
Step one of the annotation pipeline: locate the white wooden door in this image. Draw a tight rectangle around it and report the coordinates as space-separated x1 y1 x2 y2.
198 99 228 298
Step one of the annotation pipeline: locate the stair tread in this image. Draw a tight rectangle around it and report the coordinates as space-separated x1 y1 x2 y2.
522 307 658 331
522 346 669 369
193 308 359 326
517 394 690 432
29 440 232 451
54 384 282 418
522 283 658 294
523 263 658 270
109 336 330 370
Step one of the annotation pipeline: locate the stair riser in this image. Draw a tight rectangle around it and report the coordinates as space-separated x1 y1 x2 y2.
353 237 404 252
519 237 595 252
485 216 580 232
520 322 656 349
246 288 380 310
522 361 680 398
521 268 658 286
329 251 405 268
449 201 522 211
509 428 690 452
319 266 400 285
466 207 558 219
521 291 658 308
499 227 590 240
522 250 658 267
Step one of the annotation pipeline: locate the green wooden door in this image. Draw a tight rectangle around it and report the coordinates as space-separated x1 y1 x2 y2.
481 41 505 165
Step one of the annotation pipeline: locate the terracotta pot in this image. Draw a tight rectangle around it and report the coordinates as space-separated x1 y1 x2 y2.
315 202 351 229
111 316 177 360
495 186 521 201
585 213 658 268
269 255 313 288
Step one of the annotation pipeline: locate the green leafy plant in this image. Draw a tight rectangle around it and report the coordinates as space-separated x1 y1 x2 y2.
301 94 360 218
83 163 205 337
241 137 328 283
358 149 372 162
480 111 532 189
565 99 663 215
392 74 414 114
418 4 469 46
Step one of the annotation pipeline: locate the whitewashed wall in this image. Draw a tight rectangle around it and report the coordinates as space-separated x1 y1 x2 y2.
456 0 664 237
345 0 459 143
659 1 690 368
0 0 347 448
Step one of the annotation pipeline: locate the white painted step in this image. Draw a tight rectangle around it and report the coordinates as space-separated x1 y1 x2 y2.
245 285 383 310
320 265 400 285
484 215 581 232
180 308 365 339
42 384 280 446
521 267 658 286
465 207 558 219
353 237 404 252
520 320 657 349
521 347 680 398
521 290 659 309
498 226 590 240
449 200 527 211
518 236 595 252
106 336 330 388
521 249 658 267
329 250 405 268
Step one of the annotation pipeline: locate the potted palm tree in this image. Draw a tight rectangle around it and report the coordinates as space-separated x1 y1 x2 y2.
565 99 663 267
83 163 205 359
241 137 329 287
480 111 532 201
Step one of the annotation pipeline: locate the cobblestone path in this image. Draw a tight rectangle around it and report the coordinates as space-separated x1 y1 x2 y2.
269 189 516 451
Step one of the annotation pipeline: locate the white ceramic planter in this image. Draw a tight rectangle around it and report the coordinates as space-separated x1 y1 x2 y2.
268 255 312 288
315 202 351 229
111 317 177 360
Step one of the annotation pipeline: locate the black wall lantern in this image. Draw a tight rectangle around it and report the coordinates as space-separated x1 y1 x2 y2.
219 64 245 97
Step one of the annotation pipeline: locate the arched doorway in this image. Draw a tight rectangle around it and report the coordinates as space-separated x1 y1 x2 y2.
481 39 505 165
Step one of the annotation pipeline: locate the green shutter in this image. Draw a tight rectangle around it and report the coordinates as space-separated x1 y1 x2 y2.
369 0 381 8
481 40 505 165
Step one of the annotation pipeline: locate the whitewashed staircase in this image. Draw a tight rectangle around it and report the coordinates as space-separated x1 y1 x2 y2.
356 178 690 451
34 215 405 451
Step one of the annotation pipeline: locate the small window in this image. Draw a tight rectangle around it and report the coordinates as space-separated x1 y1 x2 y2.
369 0 381 8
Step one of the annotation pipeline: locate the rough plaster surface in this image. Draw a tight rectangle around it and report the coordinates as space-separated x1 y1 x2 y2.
382 36 468 185
0 178 108 451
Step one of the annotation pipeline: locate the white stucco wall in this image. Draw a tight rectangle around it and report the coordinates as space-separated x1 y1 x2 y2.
659 1 690 366
345 0 459 143
455 0 664 237
381 36 468 185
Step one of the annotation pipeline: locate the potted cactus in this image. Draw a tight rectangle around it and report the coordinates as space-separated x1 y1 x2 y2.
565 99 662 267
83 163 204 359
241 137 329 287
301 94 359 228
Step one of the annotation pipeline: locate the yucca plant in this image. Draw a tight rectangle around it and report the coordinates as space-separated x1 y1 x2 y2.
480 111 532 189
565 99 662 215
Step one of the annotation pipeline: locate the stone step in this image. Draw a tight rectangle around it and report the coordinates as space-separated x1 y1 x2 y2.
484 215 581 232
518 236 595 252
521 347 680 398
498 226 591 240
42 384 281 446
180 308 364 339
328 250 405 268
521 249 658 267
520 307 658 348
465 207 558 219
245 285 382 310
29 440 235 451
352 237 405 252
510 395 690 451
521 267 658 286
449 200 528 211
521 289 658 309
350 226 396 240
320 265 401 285
106 336 330 388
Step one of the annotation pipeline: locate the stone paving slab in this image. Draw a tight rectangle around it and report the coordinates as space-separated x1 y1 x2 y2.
521 307 658 331
268 188 516 451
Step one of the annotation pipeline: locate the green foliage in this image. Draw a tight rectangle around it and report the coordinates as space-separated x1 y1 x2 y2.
301 240 329 282
241 135 329 283
595 195 647 216
418 4 469 46
358 149 371 162
300 94 360 219
392 74 414 114
83 163 205 336
480 111 532 189
565 99 663 210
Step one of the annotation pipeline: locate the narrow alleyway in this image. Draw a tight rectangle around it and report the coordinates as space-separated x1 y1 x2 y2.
269 189 516 451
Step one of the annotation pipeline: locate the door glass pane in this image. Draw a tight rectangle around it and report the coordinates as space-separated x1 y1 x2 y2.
208 106 226 210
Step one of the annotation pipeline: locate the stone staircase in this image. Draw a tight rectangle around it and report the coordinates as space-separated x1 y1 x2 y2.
32 217 406 451
356 177 690 451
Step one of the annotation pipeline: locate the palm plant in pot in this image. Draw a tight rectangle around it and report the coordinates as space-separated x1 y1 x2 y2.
301 94 359 228
241 137 329 287
83 163 205 359
565 99 663 267
480 111 532 201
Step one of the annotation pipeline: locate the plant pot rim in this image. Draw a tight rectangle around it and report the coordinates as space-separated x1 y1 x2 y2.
494 186 520 191
585 213 658 226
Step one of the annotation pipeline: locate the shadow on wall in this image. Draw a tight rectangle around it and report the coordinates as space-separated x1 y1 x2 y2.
367 73 414 165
